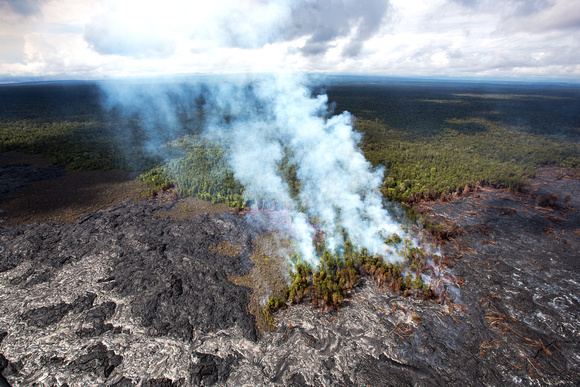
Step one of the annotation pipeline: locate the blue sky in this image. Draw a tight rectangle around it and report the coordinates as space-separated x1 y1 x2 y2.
0 0 579 81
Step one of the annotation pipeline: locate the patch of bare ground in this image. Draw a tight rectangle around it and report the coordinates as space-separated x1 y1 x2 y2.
0 152 149 225
209 240 244 257
418 166 580 384
228 233 291 333
0 152 52 168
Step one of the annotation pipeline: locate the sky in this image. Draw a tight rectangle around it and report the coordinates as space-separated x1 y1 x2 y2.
0 0 579 82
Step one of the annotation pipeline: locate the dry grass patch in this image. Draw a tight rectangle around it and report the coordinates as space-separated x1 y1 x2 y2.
228 233 290 333
209 241 243 257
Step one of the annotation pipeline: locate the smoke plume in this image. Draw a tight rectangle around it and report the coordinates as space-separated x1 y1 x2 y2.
208 73 404 262
94 0 403 264
101 74 405 263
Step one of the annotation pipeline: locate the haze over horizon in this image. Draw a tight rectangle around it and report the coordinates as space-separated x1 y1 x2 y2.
0 0 579 83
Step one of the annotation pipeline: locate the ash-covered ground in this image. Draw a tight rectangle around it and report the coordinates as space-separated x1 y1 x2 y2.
0 159 579 386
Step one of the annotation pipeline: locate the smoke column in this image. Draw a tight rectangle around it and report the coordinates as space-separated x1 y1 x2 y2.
102 73 405 263
92 0 402 264
200 73 404 263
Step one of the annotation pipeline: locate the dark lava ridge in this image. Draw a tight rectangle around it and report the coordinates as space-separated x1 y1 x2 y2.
0 198 261 343
0 166 579 386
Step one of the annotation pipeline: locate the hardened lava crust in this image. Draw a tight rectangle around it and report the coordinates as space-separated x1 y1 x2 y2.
0 159 579 386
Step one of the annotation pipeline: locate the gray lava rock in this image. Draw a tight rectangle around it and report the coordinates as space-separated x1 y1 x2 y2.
21 302 73 328
21 293 96 328
77 301 117 338
0 354 22 377
111 377 135 386
1 199 259 343
111 377 185 386
287 372 310 387
355 354 440 386
143 378 185 386
191 352 240 386
73 342 123 379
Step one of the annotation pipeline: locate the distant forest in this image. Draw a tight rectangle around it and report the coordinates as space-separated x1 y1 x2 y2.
324 80 579 203
2 79 578 314
1 79 578 207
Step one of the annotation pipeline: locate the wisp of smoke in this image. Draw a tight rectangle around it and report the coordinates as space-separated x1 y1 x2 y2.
101 73 405 264
89 0 401 263
206 73 404 262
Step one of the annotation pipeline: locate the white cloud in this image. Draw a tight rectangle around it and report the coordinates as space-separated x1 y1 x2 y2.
0 0 579 80
499 0 580 33
0 35 25 63
81 0 389 58
0 0 48 17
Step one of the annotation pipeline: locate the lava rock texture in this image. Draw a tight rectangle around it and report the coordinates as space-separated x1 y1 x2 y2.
0 196 261 385
0 162 65 201
1 199 259 341
0 167 579 386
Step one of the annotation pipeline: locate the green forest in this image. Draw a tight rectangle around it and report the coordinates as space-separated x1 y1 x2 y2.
138 137 246 208
358 116 577 203
1 81 577 208
1 80 578 316
325 81 579 203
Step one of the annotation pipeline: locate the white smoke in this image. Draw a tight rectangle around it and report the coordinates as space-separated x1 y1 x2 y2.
93 0 404 264
209 73 404 262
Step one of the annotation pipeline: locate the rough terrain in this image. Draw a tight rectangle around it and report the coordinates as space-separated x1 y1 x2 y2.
0 152 147 225
0 156 579 386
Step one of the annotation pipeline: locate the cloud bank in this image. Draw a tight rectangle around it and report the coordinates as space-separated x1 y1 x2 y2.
0 0 48 17
0 0 579 82
83 0 389 60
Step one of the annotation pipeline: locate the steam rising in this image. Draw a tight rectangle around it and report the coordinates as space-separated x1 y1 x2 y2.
222 74 403 262
102 74 404 263
94 0 403 264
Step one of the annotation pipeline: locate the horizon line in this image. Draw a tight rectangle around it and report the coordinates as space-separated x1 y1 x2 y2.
1 72 579 86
